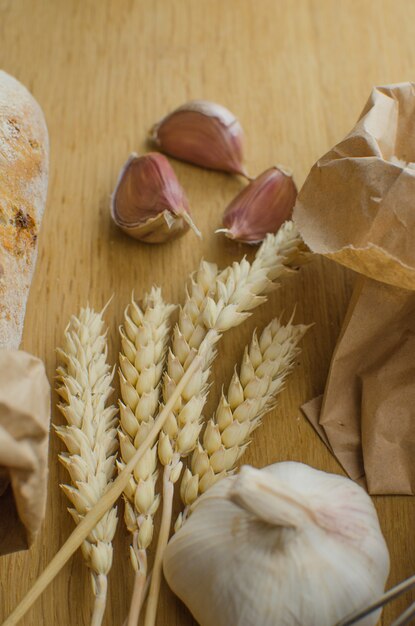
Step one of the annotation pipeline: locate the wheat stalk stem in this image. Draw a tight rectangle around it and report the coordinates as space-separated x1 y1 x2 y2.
127 537 147 626
90 574 108 626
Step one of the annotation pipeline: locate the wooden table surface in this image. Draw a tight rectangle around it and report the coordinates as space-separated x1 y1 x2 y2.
0 0 414 624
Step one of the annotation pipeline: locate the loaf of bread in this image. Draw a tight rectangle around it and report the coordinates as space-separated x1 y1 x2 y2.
0 70 49 349
0 71 50 554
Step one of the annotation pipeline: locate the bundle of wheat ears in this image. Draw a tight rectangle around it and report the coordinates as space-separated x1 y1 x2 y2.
54 220 310 626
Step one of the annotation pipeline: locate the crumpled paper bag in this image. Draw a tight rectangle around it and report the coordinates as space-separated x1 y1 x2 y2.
0 350 51 554
294 82 415 495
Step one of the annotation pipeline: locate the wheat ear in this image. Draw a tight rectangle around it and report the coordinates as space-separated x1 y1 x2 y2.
55 306 118 626
117 288 175 626
144 221 307 626
180 314 310 510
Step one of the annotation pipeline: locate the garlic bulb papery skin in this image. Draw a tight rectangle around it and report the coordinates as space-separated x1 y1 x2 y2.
111 152 200 244
164 462 390 626
150 100 248 177
220 166 298 244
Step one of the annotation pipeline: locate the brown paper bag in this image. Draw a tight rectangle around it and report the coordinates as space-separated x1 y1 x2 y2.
294 83 415 494
303 277 415 493
0 350 51 554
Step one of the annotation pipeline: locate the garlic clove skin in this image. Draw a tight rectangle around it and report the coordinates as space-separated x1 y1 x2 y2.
150 100 248 177
219 166 298 244
164 462 389 626
111 152 200 244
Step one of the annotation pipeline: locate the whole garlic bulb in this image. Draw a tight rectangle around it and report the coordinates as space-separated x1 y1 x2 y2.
164 462 390 626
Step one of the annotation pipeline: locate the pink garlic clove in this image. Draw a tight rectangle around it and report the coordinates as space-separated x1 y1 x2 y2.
219 166 297 244
111 152 200 244
150 100 248 177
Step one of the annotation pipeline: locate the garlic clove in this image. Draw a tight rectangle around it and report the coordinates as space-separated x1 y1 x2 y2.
150 100 248 177
219 166 298 244
111 152 200 244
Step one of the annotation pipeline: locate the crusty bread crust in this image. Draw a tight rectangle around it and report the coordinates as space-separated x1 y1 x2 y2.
0 70 49 349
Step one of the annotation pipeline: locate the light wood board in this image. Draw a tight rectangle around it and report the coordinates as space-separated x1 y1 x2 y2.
0 0 414 623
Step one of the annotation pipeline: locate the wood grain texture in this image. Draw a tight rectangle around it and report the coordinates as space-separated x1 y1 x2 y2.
0 0 414 624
